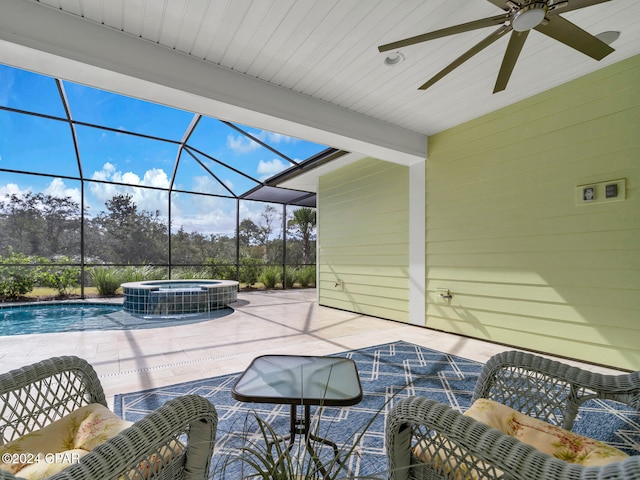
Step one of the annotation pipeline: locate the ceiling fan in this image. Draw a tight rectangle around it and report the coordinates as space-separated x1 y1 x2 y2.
378 0 615 93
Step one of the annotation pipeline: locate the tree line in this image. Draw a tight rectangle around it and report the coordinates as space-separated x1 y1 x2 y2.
0 191 316 268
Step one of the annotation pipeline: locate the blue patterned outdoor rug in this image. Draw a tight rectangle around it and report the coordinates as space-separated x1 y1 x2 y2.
114 341 639 479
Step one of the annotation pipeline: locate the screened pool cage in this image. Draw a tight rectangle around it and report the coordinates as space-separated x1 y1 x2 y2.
0 63 336 297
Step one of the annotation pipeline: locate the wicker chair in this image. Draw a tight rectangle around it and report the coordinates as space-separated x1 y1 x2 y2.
386 350 640 480
0 356 217 480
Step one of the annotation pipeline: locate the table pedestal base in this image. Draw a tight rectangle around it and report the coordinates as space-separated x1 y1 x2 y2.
267 404 348 479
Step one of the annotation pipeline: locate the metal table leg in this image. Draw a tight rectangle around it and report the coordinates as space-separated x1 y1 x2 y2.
267 404 349 479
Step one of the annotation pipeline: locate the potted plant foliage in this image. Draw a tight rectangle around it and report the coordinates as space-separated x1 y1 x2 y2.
213 406 387 480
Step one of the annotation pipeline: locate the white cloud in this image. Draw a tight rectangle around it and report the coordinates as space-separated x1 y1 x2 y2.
0 179 81 210
90 163 171 189
170 192 237 236
238 201 283 239
0 164 243 236
226 130 298 155
90 163 169 189
120 171 141 184
0 182 26 198
142 168 170 188
172 209 237 236
238 201 263 226
190 175 234 196
256 158 287 180
226 134 259 154
263 131 295 145
91 162 116 181
88 163 170 216
44 178 81 205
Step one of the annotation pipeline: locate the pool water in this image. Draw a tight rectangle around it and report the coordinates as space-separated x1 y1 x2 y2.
145 281 220 290
0 303 233 336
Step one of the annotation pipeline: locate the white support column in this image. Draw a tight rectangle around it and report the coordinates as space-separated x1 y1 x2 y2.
409 160 426 326
316 176 321 304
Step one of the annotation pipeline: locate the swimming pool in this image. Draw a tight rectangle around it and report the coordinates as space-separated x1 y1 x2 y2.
0 302 233 336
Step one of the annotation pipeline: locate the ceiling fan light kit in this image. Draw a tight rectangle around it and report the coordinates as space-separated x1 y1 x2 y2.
378 0 616 93
511 2 548 31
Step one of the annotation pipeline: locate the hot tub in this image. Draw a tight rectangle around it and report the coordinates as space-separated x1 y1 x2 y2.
121 279 239 315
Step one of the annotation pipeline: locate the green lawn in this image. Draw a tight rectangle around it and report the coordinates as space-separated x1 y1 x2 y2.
26 287 105 298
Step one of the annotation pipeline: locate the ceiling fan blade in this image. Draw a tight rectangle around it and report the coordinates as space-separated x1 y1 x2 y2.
378 14 509 52
485 0 511 12
535 15 614 60
547 0 612 15
419 25 511 90
493 30 529 93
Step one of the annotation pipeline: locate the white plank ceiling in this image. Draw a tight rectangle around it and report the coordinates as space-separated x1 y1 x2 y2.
2 0 640 162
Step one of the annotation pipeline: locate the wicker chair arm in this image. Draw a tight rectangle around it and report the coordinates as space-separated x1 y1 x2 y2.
0 355 106 403
386 396 639 480
47 394 217 480
0 356 107 443
473 351 640 429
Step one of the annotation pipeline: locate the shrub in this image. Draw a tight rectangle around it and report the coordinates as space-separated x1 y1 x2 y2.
119 265 142 283
204 258 237 280
120 265 166 283
0 275 37 300
89 266 122 296
38 257 80 296
239 258 262 286
0 251 40 300
259 266 281 289
283 266 297 288
296 265 316 288
172 267 209 279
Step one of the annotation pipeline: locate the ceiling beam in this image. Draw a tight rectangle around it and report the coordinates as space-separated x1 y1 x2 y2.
0 0 426 166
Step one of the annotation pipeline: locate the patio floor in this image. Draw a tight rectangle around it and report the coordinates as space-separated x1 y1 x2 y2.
0 289 623 408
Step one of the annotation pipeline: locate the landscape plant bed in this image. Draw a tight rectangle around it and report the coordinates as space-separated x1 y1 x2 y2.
3 285 316 303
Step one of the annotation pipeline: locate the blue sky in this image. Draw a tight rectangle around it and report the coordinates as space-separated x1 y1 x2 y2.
0 64 324 235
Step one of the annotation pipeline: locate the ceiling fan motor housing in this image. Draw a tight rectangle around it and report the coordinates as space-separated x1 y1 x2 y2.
512 2 548 31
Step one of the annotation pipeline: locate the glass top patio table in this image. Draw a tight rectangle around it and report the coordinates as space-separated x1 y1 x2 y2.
232 355 362 477
231 355 362 406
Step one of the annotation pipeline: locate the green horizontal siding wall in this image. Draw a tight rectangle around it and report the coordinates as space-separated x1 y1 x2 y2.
318 158 409 322
426 54 640 370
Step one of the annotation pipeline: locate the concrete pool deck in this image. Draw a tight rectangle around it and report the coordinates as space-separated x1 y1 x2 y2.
0 290 624 409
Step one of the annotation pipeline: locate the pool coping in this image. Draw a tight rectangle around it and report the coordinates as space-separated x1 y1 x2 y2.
0 300 123 310
120 279 239 290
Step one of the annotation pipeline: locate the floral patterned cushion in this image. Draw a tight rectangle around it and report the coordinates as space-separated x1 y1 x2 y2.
465 398 628 466
413 398 628 479
0 403 132 479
